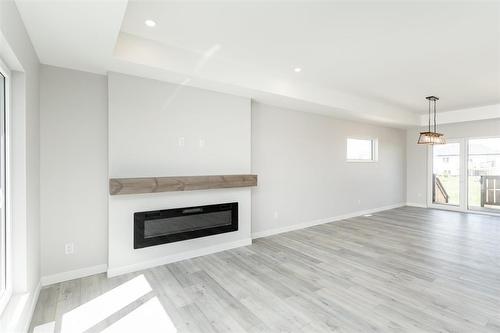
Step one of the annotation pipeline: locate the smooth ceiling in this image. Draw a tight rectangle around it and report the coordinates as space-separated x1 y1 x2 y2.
121 2 500 113
14 1 500 126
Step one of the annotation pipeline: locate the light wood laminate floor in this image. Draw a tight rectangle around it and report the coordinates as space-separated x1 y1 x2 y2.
30 207 500 332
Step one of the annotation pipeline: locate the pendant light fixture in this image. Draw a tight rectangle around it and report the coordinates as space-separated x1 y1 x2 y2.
417 96 446 145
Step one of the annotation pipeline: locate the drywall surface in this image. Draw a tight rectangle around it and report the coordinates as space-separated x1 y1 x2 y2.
40 65 108 277
108 72 251 275
251 102 406 235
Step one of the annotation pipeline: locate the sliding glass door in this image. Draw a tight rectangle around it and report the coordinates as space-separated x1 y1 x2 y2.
430 137 500 214
432 141 462 206
468 138 500 212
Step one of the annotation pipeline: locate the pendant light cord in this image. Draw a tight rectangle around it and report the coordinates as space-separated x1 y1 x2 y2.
433 99 437 133
428 99 431 132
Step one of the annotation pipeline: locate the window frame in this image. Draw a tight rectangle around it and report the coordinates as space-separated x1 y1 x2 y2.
0 58 11 316
466 136 500 213
346 137 379 163
429 139 463 208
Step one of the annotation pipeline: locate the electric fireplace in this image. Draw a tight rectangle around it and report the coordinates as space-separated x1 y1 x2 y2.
134 202 238 249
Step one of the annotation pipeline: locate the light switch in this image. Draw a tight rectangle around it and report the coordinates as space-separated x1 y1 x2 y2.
65 243 74 255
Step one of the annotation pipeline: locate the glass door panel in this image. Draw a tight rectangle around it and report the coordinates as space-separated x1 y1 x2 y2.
468 138 500 212
432 142 460 206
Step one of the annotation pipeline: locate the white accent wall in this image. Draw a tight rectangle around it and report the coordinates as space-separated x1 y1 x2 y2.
251 103 407 236
40 65 108 279
107 72 252 276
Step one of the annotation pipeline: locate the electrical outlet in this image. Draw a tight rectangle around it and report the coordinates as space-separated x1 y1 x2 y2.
199 138 205 148
357 199 361 205
273 211 279 219
65 243 74 255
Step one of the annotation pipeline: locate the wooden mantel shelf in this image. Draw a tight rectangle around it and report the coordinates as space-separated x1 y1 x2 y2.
109 174 258 195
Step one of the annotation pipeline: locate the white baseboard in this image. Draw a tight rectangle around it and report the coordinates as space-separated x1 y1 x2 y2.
37 203 411 285
406 202 428 208
41 264 108 287
107 238 252 278
23 282 41 333
0 282 41 333
251 203 406 239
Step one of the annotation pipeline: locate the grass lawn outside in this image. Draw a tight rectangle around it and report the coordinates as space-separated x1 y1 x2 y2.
436 176 500 211
436 175 481 207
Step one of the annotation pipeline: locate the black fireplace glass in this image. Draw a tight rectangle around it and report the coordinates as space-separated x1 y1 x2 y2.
134 202 238 249
144 210 232 238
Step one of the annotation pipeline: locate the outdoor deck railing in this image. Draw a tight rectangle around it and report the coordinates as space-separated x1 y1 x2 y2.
433 174 500 208
481 175 500 207
433 174 449 204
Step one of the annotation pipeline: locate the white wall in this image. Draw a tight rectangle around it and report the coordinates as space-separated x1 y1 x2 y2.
107 73 252 276
40 65 108 280
108 73 251 177
35 69 410 281
0 0 40 330
251 103 406 236
406 119 500 206
405 130 428 206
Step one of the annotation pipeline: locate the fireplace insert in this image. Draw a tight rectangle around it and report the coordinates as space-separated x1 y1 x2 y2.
134 202 238 249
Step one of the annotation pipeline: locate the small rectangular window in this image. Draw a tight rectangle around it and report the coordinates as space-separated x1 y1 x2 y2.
346 138 378 162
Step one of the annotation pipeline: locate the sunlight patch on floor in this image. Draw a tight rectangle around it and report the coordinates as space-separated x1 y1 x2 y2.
102 296 176 333
33 321 55 333
60 274 152 333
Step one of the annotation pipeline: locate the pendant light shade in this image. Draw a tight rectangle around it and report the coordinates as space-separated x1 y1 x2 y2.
417 131 446 144
417 96 446 145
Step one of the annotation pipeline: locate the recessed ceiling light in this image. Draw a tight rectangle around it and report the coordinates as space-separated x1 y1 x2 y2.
293 67 302 73
145 19 156 27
